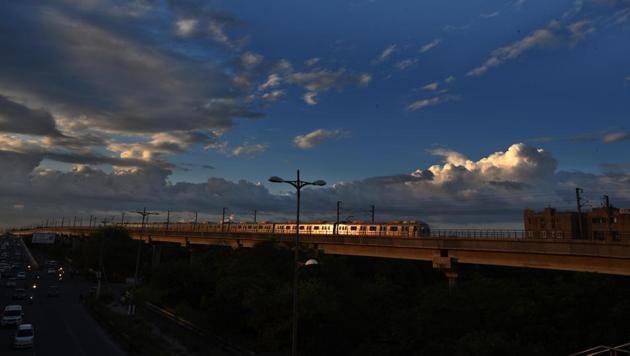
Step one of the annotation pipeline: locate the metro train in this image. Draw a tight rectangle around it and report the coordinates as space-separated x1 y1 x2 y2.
123 220 431 238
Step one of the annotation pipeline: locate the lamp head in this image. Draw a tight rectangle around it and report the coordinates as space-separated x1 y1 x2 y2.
268 176 285 183
304 258 319 266
312 180 326 186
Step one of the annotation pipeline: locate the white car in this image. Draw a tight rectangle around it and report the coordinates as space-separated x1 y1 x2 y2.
1 305 23 326
13 323 34 348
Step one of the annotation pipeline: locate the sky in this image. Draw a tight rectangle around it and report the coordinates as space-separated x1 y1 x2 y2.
0 0 629 228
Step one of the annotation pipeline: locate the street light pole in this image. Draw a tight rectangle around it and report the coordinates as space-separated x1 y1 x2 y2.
268 170 326 356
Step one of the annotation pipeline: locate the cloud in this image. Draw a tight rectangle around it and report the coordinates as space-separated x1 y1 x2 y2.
444 76 456 84
395 59 419 71
419 39 441 53
305 57 320 67
468 18 595 76
407 94 457 111
303 92 318 105
259 74 282 90
2 143 630 228
261 90 285 102
422 82 439 91
481 11 500 18
603 131 630 143
0 96 63 137
231 143 268 156
175 18 198 37
0 2 261 137
294 129 342 149
373 44 397 64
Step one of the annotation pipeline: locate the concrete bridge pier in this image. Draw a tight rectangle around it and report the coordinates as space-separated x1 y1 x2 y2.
432 252 458 289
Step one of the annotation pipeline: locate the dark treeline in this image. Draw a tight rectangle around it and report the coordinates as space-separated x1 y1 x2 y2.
37 228 630 355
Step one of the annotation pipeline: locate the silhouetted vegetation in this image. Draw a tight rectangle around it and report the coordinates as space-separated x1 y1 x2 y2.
140 241 630 355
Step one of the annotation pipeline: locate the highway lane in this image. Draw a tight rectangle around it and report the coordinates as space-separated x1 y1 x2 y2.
0 237 125 355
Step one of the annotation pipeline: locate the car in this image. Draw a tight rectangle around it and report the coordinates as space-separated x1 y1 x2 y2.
47 285 60 297
12 288 27 300
1 305 23 326
16 271 26 279
13 323 34 348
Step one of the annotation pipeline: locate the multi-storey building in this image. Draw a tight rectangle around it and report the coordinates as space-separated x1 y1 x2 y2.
523 207 630 241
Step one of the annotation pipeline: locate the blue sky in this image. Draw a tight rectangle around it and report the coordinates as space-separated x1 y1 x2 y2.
0 0 629 227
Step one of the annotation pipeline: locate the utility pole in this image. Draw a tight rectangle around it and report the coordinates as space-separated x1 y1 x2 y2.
576 188 585 239
221 207 227 232
73 216 77 228
89 215 94 228
254 210 257 224
97 218 108 299
165 210 170 231
45 218 49 228
129 208 159 316
61 217 65 229
370 205 375 224
335 201 341 235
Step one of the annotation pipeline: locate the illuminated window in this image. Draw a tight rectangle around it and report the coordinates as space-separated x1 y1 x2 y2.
350 226 357 231
369 226 377 231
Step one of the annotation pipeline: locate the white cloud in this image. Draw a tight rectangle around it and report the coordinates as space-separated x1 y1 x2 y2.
419 39 441 53
395 59 418 71
303 92 318 105
208 21 228 44
481 11 500 18
422 82 439 91
231 143 268 156
603 131 630 143
240 52 263 68
261 90 285 102
373 44 397 64
175 18 198 37
305 57 320 67
407 94 457 111
259 74 281 90
444 76 456 84
468 14 595 77
294 129 342 149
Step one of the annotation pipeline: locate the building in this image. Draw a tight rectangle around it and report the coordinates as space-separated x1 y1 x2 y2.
523 208 579 239
523 207 630 241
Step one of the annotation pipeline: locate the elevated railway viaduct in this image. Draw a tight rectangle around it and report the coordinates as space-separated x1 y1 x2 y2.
10 227 630 285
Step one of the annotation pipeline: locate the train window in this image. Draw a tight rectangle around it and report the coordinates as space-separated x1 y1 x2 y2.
299 226 304 230
314 226 320 230
360 226 366 231
350 226 357 231
390 226 398 232
369 226 377 231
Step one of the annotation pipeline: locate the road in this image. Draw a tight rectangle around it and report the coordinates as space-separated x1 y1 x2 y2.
0 236 125 355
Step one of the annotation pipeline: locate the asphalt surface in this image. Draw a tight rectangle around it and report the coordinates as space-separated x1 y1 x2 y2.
0 236 125 356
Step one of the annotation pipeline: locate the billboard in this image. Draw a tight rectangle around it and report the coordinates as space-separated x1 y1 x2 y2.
32 232 56 244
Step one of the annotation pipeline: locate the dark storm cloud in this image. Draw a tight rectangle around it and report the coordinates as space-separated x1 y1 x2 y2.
0 1 261 135
0 96 62 136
